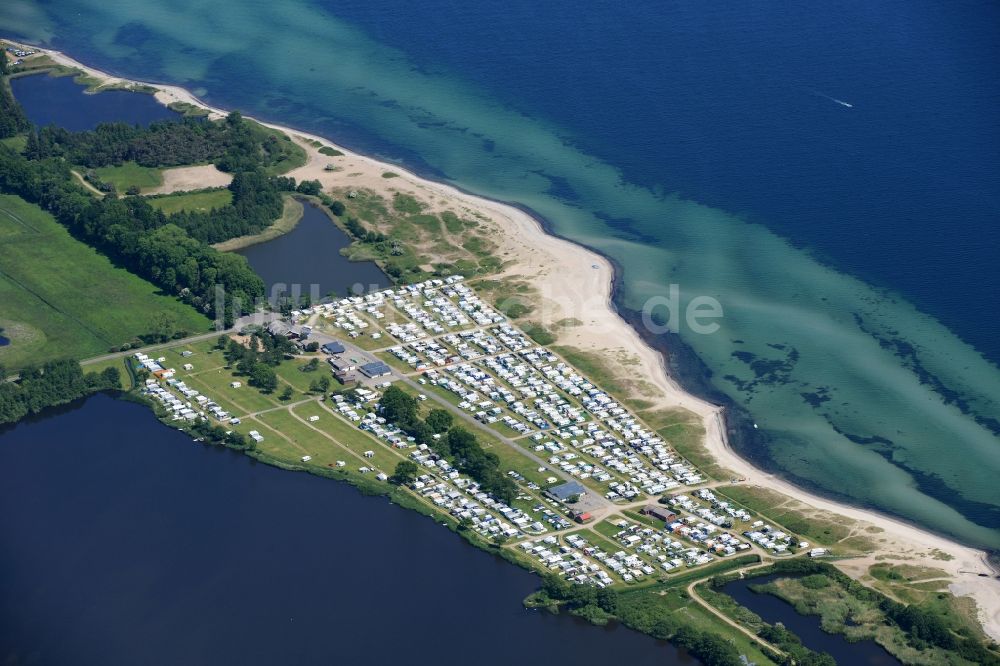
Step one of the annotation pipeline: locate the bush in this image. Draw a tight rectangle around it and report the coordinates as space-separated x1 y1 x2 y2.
801 574 831 589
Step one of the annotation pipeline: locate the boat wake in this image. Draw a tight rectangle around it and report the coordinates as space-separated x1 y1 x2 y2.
808 89 854 108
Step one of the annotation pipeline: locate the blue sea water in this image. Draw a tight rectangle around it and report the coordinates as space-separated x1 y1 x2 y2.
2 0 999 548
331 0 1000 360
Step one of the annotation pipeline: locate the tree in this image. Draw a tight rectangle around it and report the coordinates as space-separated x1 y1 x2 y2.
225 431 249 449
236 358 255 376
0 65 30 138
329 200 346 216
379 385 418 426
149 312 177 342
279 386 294 401
541 574 572 600
216 334 229 350
309 376 330 393
100 366 121 389
250 364 278 392
425 408 453 433
389 460 418 485
296 179 322 196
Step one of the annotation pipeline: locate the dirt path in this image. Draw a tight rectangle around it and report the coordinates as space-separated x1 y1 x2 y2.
70 170 105 197
686 561 785 657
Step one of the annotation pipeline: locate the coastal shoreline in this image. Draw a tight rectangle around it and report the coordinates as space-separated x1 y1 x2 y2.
6 38 999 640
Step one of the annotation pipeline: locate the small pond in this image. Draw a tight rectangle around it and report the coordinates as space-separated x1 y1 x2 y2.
10 73 179 130
723 574 901 665
237 199 391 303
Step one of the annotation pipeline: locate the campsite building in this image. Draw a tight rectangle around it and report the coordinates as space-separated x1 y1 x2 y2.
546 480 586 503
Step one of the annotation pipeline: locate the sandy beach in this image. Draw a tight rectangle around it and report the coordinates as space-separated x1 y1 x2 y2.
12 41 1000 640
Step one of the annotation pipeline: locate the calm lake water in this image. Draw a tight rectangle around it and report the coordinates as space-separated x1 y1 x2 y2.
10 73 178 130
0 394 695 666
724 575 900 665
236 199 391 302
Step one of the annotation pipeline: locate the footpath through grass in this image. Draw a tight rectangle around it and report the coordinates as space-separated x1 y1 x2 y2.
0 194 211 369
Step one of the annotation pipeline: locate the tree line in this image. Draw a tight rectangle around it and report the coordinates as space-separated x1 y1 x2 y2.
0 360 121 425
378 386 518 503
23 110 300 173
0 146 265 321
0 58 31 138
536 576 750 666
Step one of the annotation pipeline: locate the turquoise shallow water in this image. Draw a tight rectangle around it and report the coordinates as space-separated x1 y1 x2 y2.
2 0 999 549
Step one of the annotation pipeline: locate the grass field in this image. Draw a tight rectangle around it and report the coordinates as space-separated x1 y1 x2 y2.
1 135 27 152
274 355 327 394
92 162 163 191
0 194 211 370
147 189 232 215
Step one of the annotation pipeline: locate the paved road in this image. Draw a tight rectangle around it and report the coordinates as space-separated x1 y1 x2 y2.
80 313 279 367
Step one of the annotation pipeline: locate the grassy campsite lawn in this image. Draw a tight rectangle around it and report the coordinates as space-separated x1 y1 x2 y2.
345 332 389 352
480 438 553 488
277 404 402 474
252 407 400 491
164 338 220 359
92 162 163 191
186 368 279 415
274 356 329 395
297 402 391 459
570 528 626 562
0 194 210 370
147 189 232 215
233 418 304 459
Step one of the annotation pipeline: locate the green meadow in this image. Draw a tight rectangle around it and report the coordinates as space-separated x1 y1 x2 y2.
0 193 210 369
147 188 232 215
92 161 163 191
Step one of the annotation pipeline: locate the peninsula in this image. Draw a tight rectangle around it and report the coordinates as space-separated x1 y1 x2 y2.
1 39 998 665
